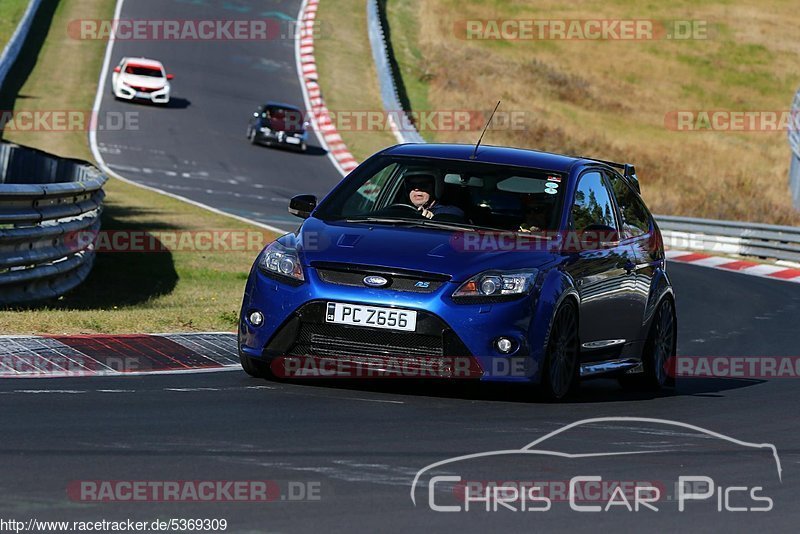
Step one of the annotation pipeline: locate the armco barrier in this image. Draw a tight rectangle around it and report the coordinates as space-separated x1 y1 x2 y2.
789 87 800 210
0 142 107 305
366 0 425 144
658 215 800 264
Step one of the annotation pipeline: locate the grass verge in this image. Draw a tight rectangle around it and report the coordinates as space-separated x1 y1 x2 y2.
0 0 112 160
0 0 29 51
314 0 398 162
0 0 277 334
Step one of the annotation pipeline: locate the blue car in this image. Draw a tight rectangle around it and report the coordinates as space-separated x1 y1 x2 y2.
238 143 676 400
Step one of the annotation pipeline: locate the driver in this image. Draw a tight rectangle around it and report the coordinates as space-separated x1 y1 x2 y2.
518 194 549 233
405 174 464 219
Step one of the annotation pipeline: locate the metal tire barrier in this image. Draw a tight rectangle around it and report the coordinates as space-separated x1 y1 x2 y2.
0 143 107 305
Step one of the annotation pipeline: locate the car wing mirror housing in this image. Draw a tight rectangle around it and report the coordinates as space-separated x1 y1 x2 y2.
289 194 317 219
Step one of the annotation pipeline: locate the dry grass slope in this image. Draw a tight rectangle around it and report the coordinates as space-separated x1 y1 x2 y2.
387 0 800 224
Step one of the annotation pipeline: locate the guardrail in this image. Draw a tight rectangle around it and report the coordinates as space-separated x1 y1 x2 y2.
0 142 107 305
789 88 800 210
0 0 43 91
366 0 425 144
658 215 800 264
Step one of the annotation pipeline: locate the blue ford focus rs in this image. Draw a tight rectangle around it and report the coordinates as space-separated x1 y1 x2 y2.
238 143 676 400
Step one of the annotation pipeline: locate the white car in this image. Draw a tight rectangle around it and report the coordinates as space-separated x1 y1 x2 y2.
111 57 173 105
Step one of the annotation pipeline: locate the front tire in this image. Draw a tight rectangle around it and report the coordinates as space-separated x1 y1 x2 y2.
539 299 579 401
240 353 270 378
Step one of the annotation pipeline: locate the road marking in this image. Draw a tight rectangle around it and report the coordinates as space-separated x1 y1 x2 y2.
344 397 405 404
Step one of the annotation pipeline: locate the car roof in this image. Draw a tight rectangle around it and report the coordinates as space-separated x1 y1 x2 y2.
263 101 302 111
122 57 164 69
380 143 606 174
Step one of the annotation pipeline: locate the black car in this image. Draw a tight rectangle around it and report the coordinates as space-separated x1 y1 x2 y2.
247 102 309 152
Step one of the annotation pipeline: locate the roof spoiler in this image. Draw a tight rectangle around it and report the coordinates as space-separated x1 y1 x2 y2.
589 158 641 193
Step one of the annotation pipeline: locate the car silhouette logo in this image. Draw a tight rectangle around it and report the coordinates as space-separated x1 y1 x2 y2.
363 275 389 287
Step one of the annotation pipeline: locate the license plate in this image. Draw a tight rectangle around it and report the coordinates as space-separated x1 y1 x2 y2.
135 92 150 98
285 136 301 145
326 302 417 332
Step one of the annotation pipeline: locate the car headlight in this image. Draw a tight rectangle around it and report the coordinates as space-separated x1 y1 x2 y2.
258 241 304 282
452 269 537 302
260 127 271 133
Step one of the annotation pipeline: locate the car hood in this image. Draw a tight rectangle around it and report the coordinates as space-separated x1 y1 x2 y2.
296 217 558 282
119 74 166 89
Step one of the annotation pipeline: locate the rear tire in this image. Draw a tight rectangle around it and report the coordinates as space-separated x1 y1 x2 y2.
539 299 579 401
619 298 676 391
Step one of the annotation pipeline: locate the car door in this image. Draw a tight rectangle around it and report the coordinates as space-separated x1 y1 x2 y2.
563 170 635 361
605 169 659 349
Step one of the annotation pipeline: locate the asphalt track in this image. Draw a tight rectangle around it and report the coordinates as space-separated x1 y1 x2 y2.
3 0 800 532
94 0 341 229
2 264 800 531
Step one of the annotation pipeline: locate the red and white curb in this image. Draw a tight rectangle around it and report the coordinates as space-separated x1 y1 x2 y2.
0 333 240 378
297 0 359 175
667 249 800 283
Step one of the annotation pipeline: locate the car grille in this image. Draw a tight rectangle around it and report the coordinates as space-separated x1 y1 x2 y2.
263 301 473 361
294 322 443 358
313 262 450 293
129 85 161 93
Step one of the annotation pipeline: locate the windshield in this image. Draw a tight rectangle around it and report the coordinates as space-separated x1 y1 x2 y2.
125 65 164 77
263 106 306 132
315 156 566 233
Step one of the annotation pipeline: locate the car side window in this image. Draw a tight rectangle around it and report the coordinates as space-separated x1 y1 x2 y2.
605 172 651 238
571 171 617 231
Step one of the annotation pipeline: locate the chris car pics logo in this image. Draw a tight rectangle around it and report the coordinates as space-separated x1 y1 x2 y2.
411 417 781 513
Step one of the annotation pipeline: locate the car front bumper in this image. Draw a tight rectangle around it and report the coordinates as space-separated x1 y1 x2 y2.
238 265 547 383
115 84 170 104
254 130 307 148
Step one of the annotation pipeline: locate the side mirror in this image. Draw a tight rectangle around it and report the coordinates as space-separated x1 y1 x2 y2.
113 66 121 73
166 74 175 80
289 194 317 219
580 224 620 250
